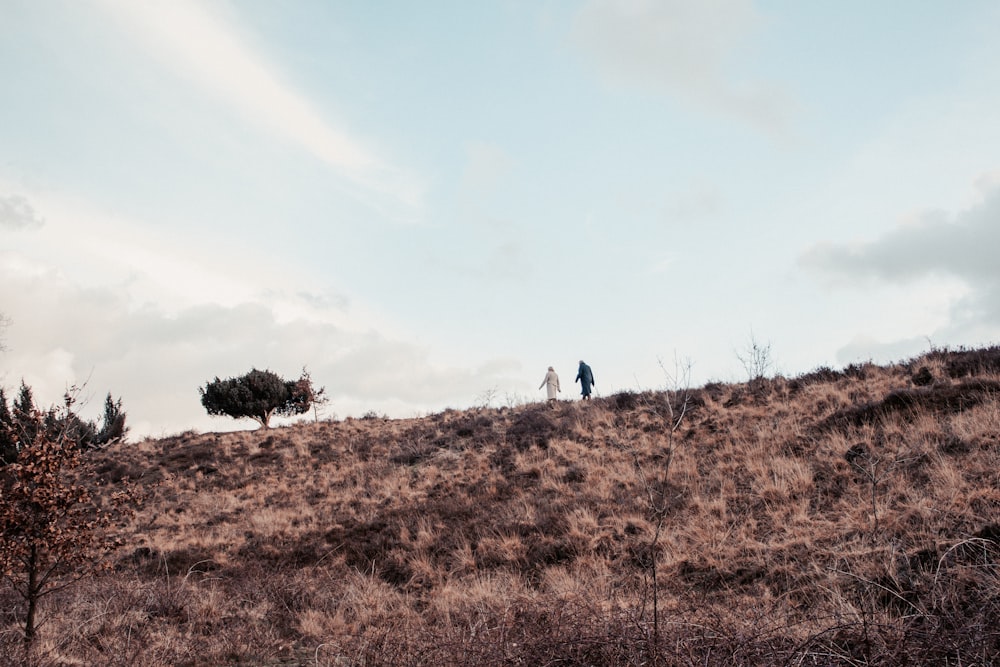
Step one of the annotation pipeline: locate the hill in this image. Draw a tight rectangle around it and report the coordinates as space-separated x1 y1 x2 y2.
3 348 999 665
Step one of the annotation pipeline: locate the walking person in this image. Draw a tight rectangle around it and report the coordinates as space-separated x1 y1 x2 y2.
539 366 561 402
575 360 595 400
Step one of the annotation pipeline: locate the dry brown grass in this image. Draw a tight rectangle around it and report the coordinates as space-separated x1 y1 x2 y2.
3 347 1000 665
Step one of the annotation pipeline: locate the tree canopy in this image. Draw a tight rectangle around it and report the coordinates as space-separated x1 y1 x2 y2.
199 368 325 428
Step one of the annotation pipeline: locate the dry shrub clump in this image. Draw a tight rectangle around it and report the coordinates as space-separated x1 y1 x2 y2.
2 346 999 665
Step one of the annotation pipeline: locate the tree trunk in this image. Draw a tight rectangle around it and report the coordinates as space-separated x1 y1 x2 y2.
256 409 274 429
24 544 38 645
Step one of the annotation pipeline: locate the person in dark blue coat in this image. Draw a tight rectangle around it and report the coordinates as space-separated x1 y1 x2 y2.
575 360 595 400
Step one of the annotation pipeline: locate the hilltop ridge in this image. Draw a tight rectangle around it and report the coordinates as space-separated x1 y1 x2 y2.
5 347 1000 665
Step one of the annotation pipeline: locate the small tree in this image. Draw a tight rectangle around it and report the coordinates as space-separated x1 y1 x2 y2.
295 367 329 422
615 354 696 661
1 384 129 464
736 329 774 390
199 367 325 429
636 355 695 657
94 392 128 446
0 403 136 645
11 381 39 446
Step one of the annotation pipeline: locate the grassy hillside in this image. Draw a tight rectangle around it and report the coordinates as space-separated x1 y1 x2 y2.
3 348 999 665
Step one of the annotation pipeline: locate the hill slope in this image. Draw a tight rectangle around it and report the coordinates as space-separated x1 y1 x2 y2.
4 348 1000 665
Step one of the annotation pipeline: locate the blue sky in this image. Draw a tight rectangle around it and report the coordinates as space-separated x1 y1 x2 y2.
3 0 1000 437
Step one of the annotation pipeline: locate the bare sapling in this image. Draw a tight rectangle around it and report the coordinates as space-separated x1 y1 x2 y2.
629 354 695 662
846 440 913 544
0 394 138 647
736 330 774 391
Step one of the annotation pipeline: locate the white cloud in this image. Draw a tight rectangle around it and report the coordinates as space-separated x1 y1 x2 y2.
835 334 933 368
0 186 378 332
0 256 528 437
0 187 527 437
461 141 516 194
801 178 1000 358
4 189 260 312
648 253 676 274
97 0 424 219
802 181 1000 288
0 195 45 230
664 185 724 222
570 0 791 134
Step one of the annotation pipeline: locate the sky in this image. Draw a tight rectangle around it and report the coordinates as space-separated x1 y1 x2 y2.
3 0 1000 438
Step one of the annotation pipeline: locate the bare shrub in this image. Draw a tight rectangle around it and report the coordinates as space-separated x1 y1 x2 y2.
736 331 774 391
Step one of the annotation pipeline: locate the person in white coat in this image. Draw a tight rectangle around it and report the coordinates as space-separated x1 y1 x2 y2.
539 366 561 401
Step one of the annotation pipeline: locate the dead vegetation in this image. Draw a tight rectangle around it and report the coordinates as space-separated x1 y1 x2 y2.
2 347 999 665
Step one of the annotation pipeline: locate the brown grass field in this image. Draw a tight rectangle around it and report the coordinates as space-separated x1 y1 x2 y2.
3 347 999 665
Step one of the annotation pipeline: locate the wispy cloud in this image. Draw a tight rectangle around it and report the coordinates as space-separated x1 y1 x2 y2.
570 0 792 136
0 186 375 332
97 0 423 218
461 141 516 194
